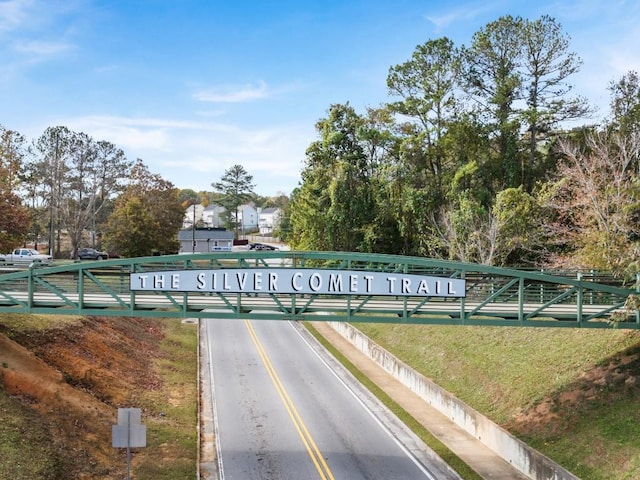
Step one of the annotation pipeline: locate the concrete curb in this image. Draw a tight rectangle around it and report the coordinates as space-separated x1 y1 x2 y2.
326 321 580 480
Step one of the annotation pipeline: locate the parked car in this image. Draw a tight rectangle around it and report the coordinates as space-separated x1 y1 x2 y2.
75 248 109 260
0 248 53 265
248 242 278 251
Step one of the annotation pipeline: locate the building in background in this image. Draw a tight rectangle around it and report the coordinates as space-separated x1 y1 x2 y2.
199 204 258 233
202 204 226 228
177 228 234 254
182 203 205 229
258 207 282 235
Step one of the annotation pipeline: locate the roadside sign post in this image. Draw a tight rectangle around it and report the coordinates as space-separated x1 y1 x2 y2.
112 408 146 480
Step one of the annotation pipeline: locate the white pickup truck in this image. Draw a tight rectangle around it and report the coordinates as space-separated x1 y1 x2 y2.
0 248 53 265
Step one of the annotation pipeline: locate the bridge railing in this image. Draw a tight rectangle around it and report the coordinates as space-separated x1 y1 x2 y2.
0 251 636 328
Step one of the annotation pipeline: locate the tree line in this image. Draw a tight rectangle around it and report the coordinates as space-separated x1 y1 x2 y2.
286 15 640 279
0 126 286 258
0 124 186 258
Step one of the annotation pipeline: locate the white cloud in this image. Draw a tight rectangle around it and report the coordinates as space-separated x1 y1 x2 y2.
0 0 83 35
62 115 210 152
193 80 270 103
13 39 74 56
0 0 86 68
0 0 34 32
425 1 503 32
425 11 460 32
58 114 312 195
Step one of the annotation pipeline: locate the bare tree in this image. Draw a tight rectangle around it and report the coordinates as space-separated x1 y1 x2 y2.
435 195 499 265
30 127 131 257
546 130 640 273
64 135 131 257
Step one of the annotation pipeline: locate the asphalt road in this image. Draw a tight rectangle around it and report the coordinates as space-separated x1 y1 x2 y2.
203 318 461 480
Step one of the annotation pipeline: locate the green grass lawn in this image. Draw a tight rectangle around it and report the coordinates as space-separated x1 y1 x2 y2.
354 323 640 480
132 318 198 480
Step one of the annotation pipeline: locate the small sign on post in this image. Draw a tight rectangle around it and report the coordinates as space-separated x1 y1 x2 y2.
112 408 146 480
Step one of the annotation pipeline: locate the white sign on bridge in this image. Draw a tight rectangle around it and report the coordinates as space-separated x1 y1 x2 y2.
130 268 466 298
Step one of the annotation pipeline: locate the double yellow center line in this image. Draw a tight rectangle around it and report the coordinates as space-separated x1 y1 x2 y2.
244 320 335 480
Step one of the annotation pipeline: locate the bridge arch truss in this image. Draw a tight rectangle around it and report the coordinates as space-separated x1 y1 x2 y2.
0 251 637 329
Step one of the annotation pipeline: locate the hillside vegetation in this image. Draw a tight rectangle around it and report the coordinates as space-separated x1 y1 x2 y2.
0 314 197 480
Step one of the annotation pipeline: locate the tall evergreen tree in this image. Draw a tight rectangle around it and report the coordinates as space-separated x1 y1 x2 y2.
460 15 524 189
386 38 461 255
31 126 72 256
520 15 589 190
387 37 459 193
212 164 255 237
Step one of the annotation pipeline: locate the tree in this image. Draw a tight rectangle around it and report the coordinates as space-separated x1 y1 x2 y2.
103 159 183 256
387 37 459 194
520 15 589 190
0 190 30 252
384 38 466 256
492 187 545 266
436 192 498 264
31 126 71 256
101 196 155 257
290 104 376 251
289 142 336 250
274 201 292 243
460 15 524 188
63 133 131 258
212 165 255 237
0 126 27 193
608 70 640 136
543 131 640 274
0 126 31 251
29 127 132 258
92 139 132 226
324 105 376 251
178 188 200 205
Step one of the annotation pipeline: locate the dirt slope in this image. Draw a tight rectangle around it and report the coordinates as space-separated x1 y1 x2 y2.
0 316 165 479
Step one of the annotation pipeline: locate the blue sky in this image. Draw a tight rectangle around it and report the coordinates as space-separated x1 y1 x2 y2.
1 0 639 196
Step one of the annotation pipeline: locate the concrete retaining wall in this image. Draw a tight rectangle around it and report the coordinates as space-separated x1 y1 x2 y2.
328 322 579 480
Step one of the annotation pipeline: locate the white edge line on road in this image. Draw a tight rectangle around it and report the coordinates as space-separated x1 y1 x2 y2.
204 318 225 479
287 320 442 480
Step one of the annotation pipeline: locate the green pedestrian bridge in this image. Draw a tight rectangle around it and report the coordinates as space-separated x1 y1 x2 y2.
0 251 637 329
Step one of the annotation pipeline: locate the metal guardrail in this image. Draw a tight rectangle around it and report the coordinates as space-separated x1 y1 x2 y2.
0 251 637 328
